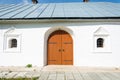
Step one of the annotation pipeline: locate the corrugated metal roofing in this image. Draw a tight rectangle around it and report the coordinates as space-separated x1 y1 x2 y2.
0 2 120 20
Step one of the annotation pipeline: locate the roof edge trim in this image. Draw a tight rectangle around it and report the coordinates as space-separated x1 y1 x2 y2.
0 17 120 20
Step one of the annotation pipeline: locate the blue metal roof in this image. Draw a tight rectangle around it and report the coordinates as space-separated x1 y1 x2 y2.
0 2 120 20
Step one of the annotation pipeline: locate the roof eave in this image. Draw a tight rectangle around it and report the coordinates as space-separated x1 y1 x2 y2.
0 17 120 20
0 17 120 23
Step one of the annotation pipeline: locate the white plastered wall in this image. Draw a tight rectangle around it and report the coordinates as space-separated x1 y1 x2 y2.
0 21 120 67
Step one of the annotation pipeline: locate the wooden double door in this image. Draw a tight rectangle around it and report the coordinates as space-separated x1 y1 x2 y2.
47 30 73 65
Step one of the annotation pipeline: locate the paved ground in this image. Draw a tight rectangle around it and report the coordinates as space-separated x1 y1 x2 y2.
0 65 120 80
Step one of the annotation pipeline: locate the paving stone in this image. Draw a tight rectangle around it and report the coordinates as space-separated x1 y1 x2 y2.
80 72 93 80
72 72 83 80
1 66 120 80
32 71 41 77
65 72 74 80
0 72 9 78
24 72 33 78
0 72 3 78
96 72 111 80
56 71 65 80
103 72 120 80
38 71 49 80
111 72 120 79
87 72 102 80
25 71 41 78
14 72 27 78
48 72 56 80
5 72 18 78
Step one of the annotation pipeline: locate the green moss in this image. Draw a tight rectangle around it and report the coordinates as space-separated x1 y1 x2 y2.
26 64 32 68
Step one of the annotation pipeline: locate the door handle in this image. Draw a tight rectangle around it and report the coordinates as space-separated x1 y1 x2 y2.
58 49 65 52
58 49 61 52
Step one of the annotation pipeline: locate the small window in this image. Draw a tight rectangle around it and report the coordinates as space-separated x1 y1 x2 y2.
9 39 17 48
97 38 104 48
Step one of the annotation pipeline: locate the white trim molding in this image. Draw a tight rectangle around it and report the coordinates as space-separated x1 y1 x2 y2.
3 27 21 53
93 27 112 53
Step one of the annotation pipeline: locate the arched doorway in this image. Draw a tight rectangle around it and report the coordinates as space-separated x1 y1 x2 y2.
47 30 73 65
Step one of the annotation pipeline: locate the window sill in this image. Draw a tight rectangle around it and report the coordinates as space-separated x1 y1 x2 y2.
93 50 112 53
4 48 21 53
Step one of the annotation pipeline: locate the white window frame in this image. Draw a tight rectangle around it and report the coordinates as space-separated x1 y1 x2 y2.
93 27 111 53
4 27 21 53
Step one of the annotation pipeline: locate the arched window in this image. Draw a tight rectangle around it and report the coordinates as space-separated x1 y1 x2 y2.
9 39 17 48
97 38 104 48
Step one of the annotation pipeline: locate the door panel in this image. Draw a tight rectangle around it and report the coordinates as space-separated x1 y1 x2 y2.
47 30 62 65
61 31 73 65
47 30 73 65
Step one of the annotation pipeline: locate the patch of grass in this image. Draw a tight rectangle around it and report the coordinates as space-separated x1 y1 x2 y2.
0 77 39 80
26 64 32 68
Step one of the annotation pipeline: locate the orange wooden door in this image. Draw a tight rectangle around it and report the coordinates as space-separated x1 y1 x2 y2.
47 30 62 65
47 30 73 65
61 31 73 65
